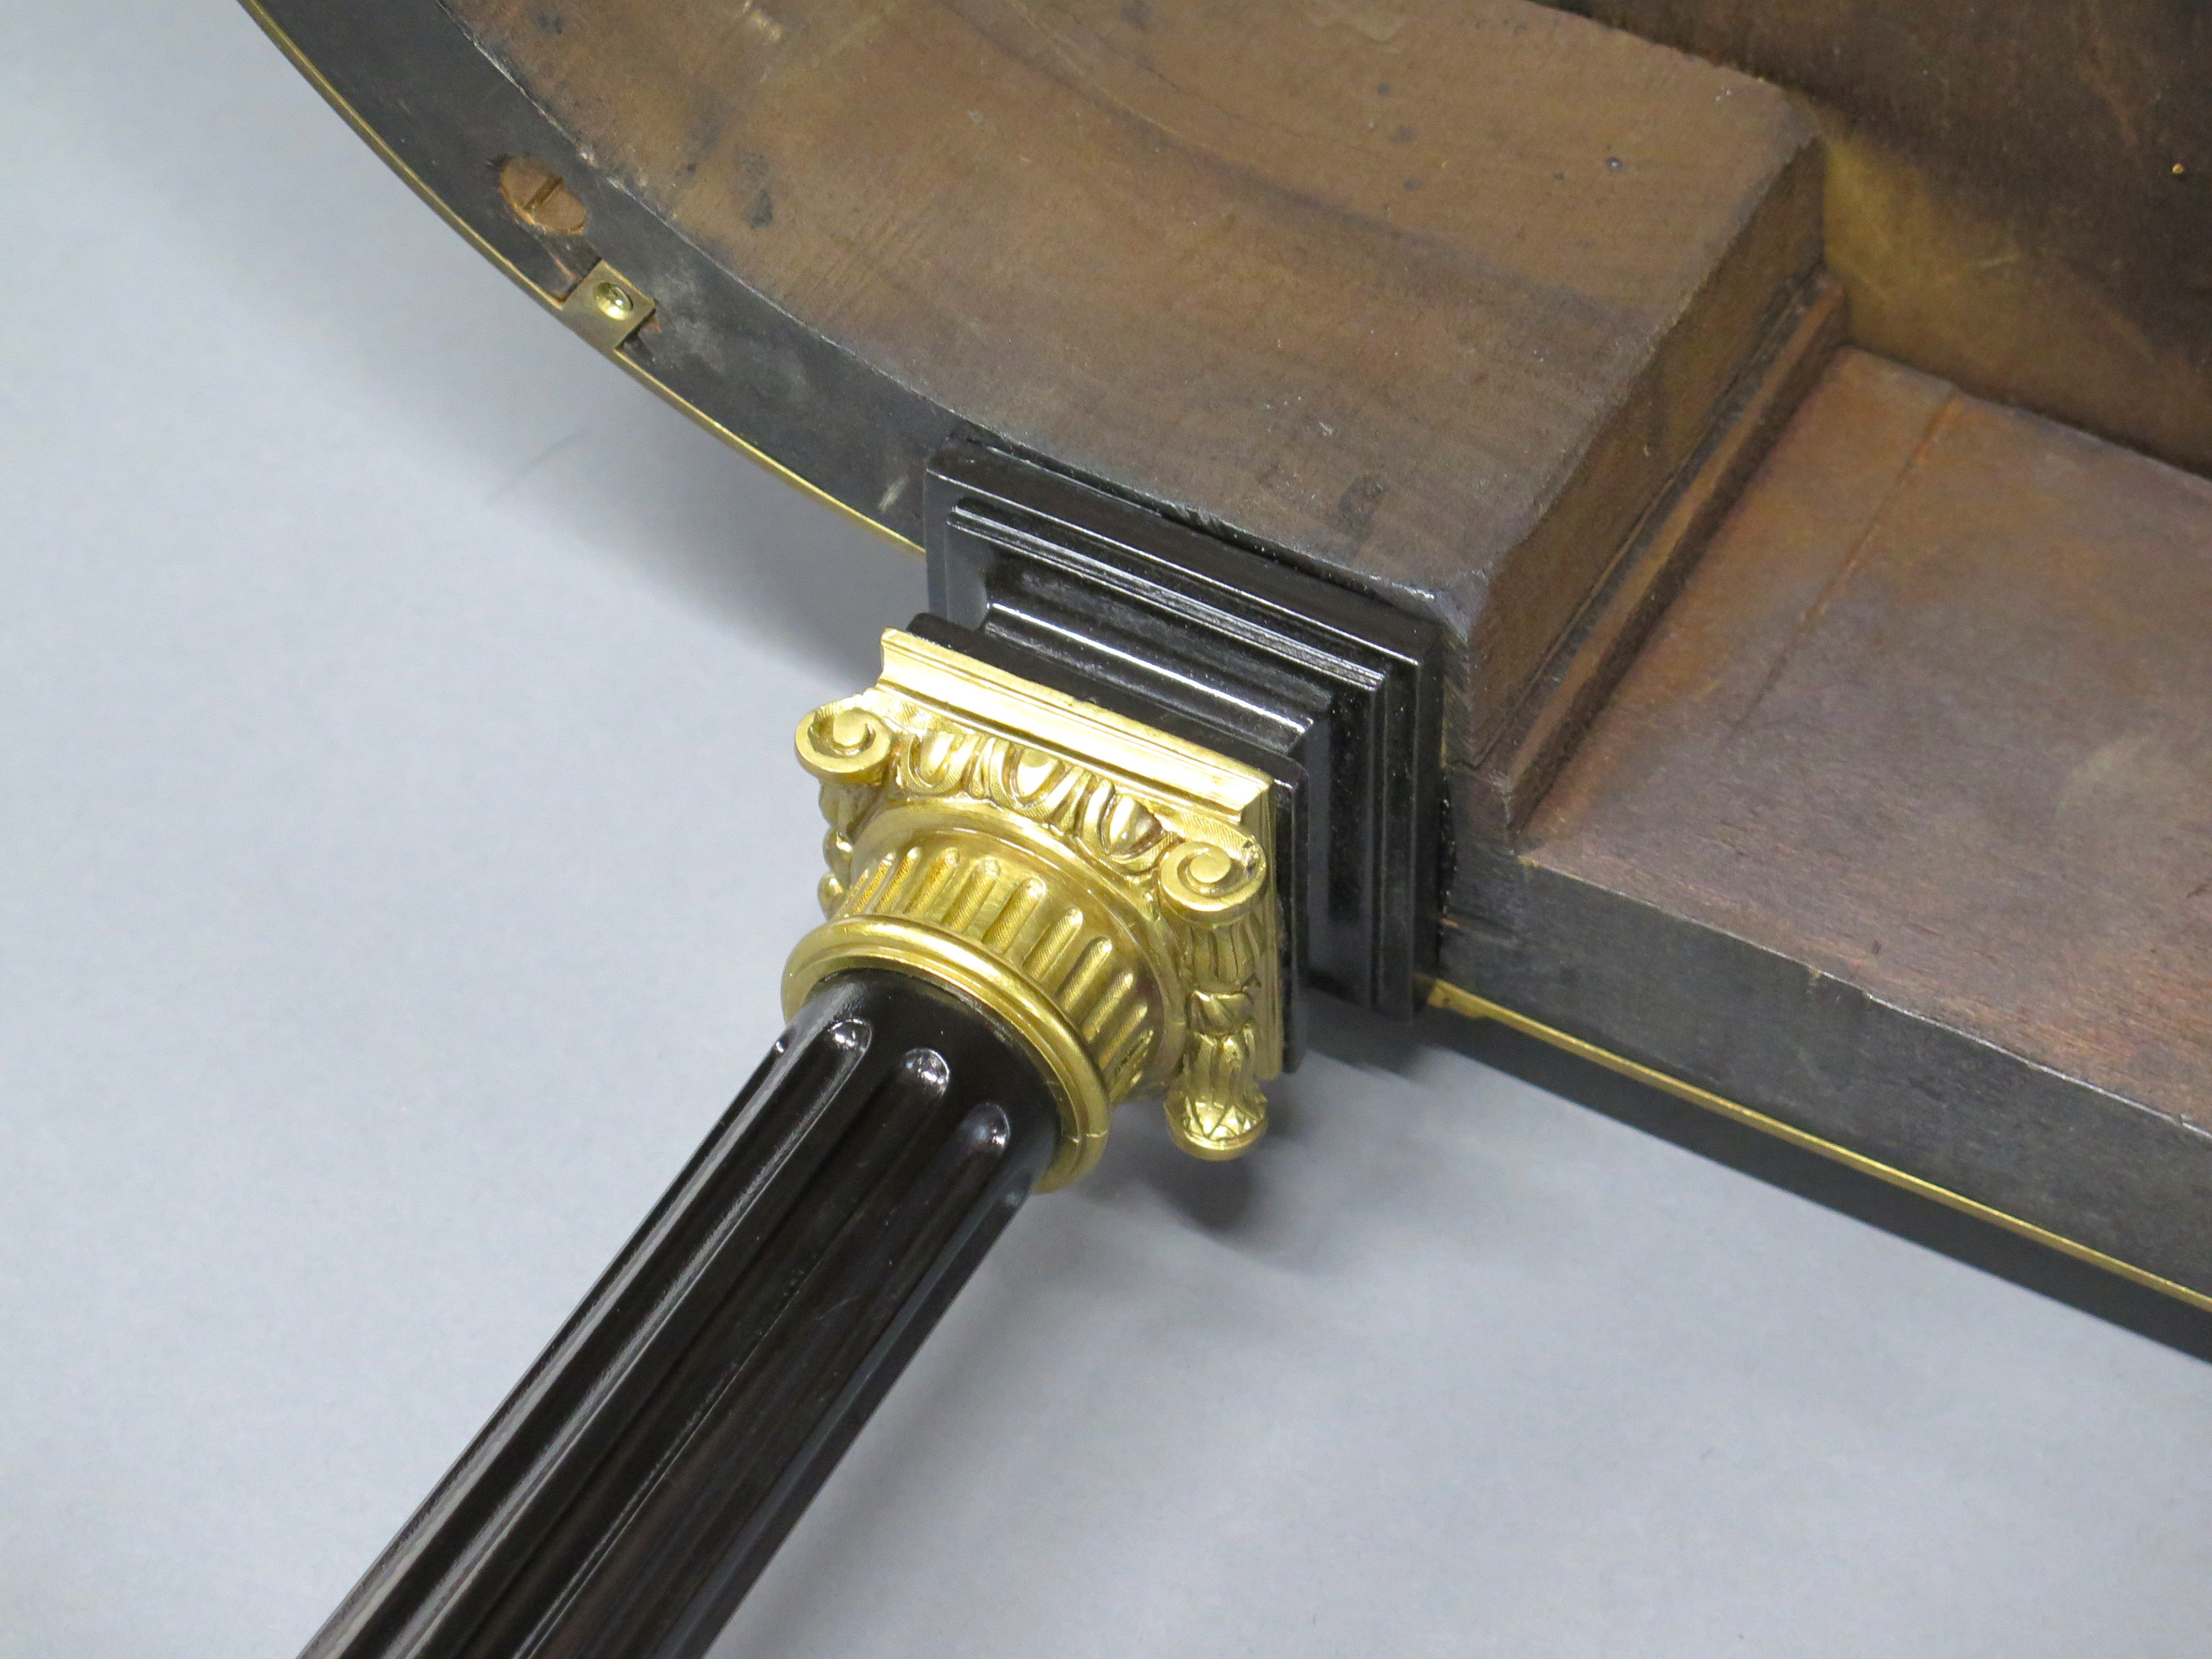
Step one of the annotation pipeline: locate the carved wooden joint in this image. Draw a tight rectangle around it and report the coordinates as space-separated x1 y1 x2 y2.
785 630 1282 1188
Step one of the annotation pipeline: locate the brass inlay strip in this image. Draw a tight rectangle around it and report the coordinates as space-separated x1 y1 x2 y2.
237 0 918 555
1429 979 2212 1316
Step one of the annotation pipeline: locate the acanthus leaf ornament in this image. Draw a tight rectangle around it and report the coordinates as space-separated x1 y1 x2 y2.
785 630 1284 1187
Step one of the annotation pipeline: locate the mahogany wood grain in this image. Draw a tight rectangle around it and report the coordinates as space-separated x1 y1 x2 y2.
1447 348 2212 1294
1543 0 2212 479
445 0 1821 740
1468 272 1845 839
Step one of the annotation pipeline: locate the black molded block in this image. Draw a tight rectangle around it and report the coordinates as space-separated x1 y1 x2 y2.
922 446 1445 1025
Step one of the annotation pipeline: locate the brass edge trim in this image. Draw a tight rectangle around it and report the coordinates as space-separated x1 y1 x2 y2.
1427 979 2212 1317
603 356 922 556
236 0 919 556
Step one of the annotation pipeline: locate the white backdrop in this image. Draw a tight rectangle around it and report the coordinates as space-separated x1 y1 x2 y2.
4 6 2210 1656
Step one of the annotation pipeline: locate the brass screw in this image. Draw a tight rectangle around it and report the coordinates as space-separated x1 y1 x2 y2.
593 281 636 320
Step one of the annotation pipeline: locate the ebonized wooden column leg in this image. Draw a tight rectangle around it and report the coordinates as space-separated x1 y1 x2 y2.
299 970 1060 1659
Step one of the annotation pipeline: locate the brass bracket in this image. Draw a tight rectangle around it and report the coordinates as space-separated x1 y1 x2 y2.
786 630 1282 1189
557 259 656 351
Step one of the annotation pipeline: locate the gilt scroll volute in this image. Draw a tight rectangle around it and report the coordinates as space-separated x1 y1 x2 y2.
787 630 1283 1187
